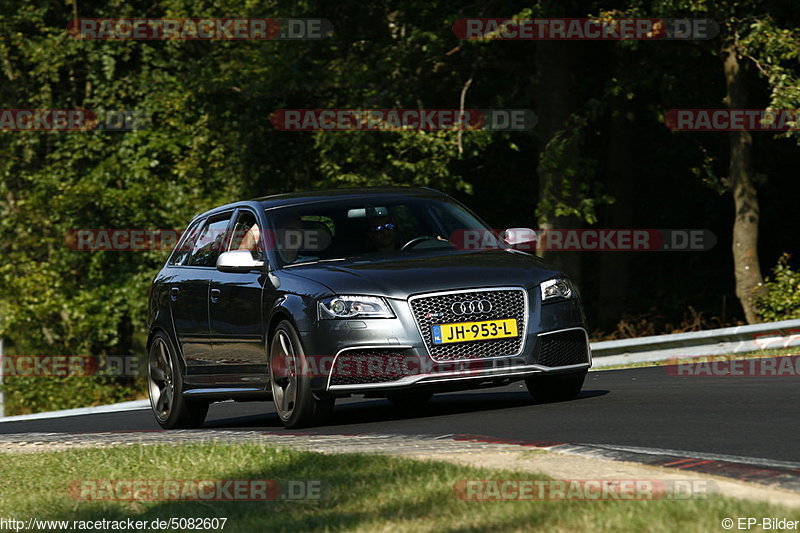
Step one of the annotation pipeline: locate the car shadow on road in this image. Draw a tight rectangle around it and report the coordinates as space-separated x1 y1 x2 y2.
201 389 609 430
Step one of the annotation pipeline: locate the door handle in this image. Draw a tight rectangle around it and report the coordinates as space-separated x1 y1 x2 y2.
170 287 179 301
210 288 221 303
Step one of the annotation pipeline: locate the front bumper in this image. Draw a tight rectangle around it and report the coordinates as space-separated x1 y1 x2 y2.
325 327 591 392
299 286 590 394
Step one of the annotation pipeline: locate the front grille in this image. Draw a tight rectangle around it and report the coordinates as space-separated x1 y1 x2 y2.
536 330 589 367
409 288 527 362
329 349 418 386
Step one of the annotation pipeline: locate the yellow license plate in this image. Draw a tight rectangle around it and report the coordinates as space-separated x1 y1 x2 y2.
432 319 518 344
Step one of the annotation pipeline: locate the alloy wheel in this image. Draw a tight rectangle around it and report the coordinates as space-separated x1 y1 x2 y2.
270 329 299 420
148 337 175 422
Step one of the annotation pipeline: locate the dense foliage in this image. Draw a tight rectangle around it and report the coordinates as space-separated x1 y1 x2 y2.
756 254 800 323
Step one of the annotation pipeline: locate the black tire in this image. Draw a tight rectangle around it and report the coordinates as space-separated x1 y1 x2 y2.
147 332 209 429
525 370 586 402
386 390 433 409
269 321 335 429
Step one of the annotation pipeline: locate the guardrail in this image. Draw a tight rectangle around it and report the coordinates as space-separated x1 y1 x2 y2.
591 318 800 368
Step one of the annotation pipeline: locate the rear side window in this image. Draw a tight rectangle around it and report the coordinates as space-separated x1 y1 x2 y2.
170 219 204 266
187 214 234 267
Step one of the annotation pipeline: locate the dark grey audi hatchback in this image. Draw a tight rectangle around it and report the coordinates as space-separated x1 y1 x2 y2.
147 187 591 428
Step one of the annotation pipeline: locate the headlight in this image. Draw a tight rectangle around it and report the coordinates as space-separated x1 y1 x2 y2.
540 278 575 302
318 295 395 319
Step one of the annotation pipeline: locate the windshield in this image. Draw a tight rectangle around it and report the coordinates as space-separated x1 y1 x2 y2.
266 197 502 265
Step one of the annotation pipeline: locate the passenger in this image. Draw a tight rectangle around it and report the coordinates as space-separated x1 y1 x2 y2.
274 214 316 264
238 223 260 252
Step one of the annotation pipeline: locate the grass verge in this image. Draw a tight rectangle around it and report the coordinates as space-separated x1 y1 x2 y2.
0 443 797 532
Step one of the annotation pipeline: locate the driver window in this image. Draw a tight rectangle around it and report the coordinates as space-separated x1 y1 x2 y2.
229 210 263 258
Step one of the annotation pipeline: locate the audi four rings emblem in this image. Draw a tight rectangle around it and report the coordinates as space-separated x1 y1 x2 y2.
451 299 492 315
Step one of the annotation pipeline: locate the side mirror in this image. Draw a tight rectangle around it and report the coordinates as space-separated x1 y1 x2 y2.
216 250 265 273
501 228 537 251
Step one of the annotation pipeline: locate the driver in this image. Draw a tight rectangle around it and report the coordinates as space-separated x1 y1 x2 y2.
366 214 397 253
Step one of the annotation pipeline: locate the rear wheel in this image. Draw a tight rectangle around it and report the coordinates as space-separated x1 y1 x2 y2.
525 370 586 402
269 321 335 428
148 332 208 429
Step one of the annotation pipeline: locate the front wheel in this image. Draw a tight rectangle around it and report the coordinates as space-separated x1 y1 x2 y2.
269 321 335 429
148 332 208 429
525 370 586 402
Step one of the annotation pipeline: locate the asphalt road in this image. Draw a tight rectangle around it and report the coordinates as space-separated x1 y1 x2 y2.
2 366 798 462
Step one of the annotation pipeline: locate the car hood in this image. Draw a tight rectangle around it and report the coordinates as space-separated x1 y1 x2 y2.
282 250 562 299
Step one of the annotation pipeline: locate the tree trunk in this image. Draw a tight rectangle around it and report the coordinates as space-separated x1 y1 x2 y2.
723 42 764 324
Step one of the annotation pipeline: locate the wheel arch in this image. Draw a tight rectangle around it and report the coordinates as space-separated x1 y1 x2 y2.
266 307 300 349
146 326 186 373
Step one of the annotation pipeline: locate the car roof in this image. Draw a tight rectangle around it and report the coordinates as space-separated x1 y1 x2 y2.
254 186 447 208
194 187 449 221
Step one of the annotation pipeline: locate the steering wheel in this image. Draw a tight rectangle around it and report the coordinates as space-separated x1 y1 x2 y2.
400 236 446 251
